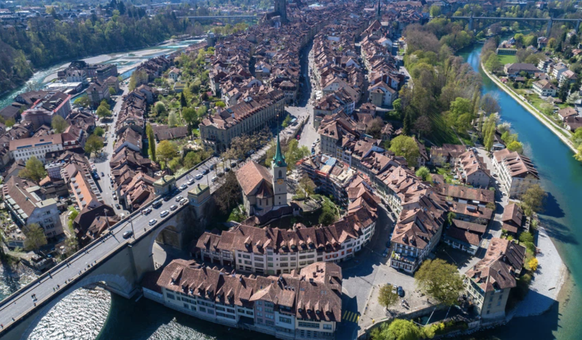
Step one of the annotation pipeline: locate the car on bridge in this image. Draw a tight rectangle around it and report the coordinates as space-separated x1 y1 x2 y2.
179 184 188 190
180 198 188 205
195 173 203 180
175 195 183 202
187 177 195 185
142 207 152 215
203 169 210 175
170 205 178 211
152 200 162 208
122 230 134 239
160 210 169 218
149 219 157 226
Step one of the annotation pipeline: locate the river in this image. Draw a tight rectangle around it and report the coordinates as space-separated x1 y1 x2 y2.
2 40 581 340
0 39 203 112
459 44 582 340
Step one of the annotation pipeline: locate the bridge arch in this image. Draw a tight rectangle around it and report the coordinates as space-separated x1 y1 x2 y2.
148 223 182 270
20 273 133 340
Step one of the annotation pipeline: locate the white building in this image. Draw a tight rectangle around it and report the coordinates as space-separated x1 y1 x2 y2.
9 134 63 163
492 149 539 199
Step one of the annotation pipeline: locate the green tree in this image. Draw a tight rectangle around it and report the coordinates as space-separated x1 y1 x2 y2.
483 114 497 151
378 284 399 310
370 319 424 340
52 115 69 133
75 96 91 108
154 102 166 116
184 151 203 168
393 98 402 118
109 87 116 96
180 92 187 108
182 107 198 128
85 134 104 156
485 53 503 73
430 5 441 17
507 140 524 154
93 126 105 137
215 101 226 108
19 156 47 182
389 135 420 168
168 157 182 172
414 259 464 306
146 124 156 162
366 117 384 139
23 223 47 251
282 114 292 128
96 100 112 118
298 175 316 198
168 111 178 127
6 118 16 127
319 198 338 226
285 139 310 170
520 184 546 216
575 144 582 163
415 166 432 181
156 140 179 164
448 97 473 131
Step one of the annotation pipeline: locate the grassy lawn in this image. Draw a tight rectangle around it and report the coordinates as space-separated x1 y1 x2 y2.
497 54 517 65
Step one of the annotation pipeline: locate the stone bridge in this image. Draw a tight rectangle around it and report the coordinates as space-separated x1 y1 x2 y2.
451 15 581 35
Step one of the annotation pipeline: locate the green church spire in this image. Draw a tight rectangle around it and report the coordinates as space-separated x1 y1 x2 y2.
273 130 287 167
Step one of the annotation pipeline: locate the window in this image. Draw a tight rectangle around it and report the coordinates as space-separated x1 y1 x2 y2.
279 316 292 324
166 293 175 300
278 170 282 178
323 324 332 330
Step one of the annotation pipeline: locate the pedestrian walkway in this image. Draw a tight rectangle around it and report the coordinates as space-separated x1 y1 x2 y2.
342 310 360 323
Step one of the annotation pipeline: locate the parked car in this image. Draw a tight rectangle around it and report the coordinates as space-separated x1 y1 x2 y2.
211 176 218 182
113 194 117 200
122 231 133 239
152 200 162 208
175 195 183 202
179 184 187 190
397 286 405 297
148 219 157 226
115 204 121 210
142 207 152 215
163 195 172 201
160 210 169 218
203 169 210 175
170 205 178 211
187 178 195 185
180 198 188 206
101 172 105 177
195 173 203 180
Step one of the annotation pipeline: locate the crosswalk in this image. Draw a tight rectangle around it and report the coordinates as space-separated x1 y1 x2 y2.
342 310 360 323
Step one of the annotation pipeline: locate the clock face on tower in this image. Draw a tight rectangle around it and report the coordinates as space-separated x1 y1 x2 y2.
277 178 285 185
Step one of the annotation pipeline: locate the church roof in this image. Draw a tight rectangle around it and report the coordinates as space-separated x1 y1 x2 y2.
273 131 287 168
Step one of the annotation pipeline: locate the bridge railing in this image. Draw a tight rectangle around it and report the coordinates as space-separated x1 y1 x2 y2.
0 156 214 312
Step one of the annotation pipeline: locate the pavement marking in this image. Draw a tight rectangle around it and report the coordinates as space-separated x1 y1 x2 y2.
342 311 360 323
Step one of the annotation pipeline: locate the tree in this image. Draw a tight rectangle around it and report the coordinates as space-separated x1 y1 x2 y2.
448 97 473 131
168 111 178 127
6 118 16 127
529 257 539 272
366 117 384 139
109 87 116 96
146 124 156 162
390 135 420 168
520 184 546 216
480 93 500 115
180 92 187 108
414 259 464 306
282 114 292 128
214 172 241 213
429 5 441 17
483 114 497 151
485 53 502 73
507 140 523 154
85 134 104 156
371 319 424 340
23 223 47 251
575 144 582 163
378 284 399 310
393 98 402 118
96 101 112 118
156 140 179 164
182 107 198 128
285 139 310 170
215 101 226 108
75 96 91 108
168 157 182 172
93 126 105 137
415 166 432 182
184 150 205 168
319 198 338 226
154 102 166 116
298 175 316 198
558 82 569 102
19 156 47 182
413 116 432 138
52 115 69 133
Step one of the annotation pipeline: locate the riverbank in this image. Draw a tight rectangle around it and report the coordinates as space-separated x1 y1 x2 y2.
480 62 577 154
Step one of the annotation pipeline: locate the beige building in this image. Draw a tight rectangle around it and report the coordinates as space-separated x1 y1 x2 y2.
200 90 285 153
465 238 525 320
492 149 539 198
146 259 342 340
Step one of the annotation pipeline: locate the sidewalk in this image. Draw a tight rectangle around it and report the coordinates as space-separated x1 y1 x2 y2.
480 63 576 154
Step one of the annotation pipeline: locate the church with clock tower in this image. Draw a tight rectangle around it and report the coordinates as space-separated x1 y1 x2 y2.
235 131 288 217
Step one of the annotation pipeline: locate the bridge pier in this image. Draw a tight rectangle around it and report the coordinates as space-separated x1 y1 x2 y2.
547 17 553 37
577 19 581 33
469 16 474 31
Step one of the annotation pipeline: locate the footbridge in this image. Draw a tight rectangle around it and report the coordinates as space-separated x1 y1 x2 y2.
0 158 220 340
452 15 581 36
